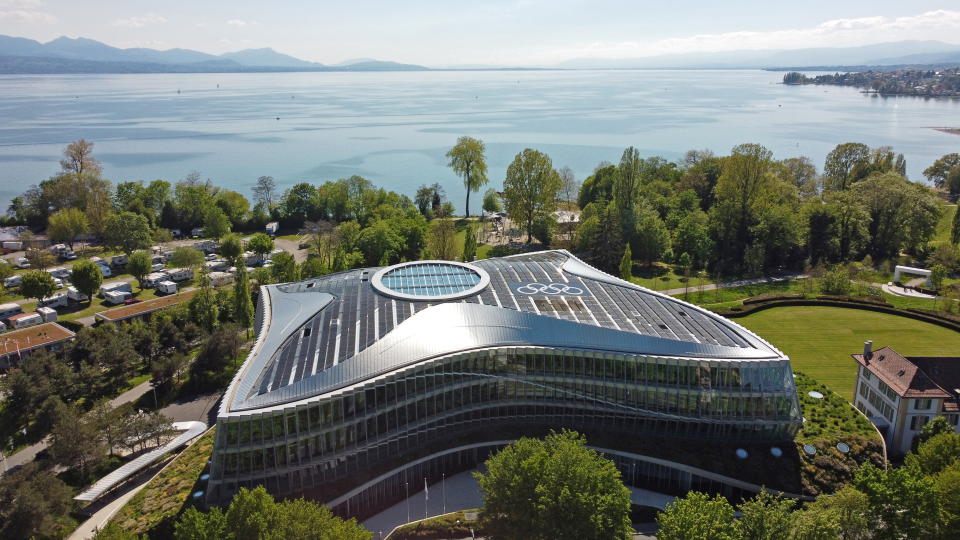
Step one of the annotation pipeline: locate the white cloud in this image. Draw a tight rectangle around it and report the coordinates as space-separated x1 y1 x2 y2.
546 9 960 62
226 19 248 27
0 0 55 24
113 13 167 29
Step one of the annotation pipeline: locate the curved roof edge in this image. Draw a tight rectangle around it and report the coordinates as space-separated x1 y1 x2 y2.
227 302 787 414
557 250 787 359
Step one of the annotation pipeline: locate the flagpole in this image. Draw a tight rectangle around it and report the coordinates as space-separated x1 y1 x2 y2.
442 472 446 514
405 481 410 524
424 477 428 520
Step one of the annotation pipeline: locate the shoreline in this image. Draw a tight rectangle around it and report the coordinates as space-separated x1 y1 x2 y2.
933 127 960 136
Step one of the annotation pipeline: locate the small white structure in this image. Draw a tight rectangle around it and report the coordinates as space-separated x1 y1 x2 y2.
67 286 89 302
209 271 234 287
243 251 260 267
141 271 170 288
52 277 63 289
2 241 23 251
156 280 178 295
265 221 279 236
36 306 58 322
38 292 68 308
99 281 132 297
104 290 132 305
7 312 42 329
191 227 204 238
0 302 23 320
4 275 22 288
167 267 194 282
111 254 128 267
194 240 216 253
49 243 68 255
15 257 30 268
47 267 70 279
893 265 932 286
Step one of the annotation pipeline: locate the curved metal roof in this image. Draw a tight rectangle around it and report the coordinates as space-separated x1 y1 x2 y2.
220 250 788 415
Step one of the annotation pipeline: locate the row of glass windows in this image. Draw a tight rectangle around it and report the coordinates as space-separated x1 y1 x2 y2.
224 372 797 448
215 403 798 479
859 382 895 422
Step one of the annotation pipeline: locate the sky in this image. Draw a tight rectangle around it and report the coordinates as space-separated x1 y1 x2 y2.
1 1 960 66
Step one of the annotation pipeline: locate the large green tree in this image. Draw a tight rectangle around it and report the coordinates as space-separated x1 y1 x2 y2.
171 246 205 269
104 211 153 254
446 136 489 217
475 430 632 540
247 233 274 261
219 233 244 261
656 491 736 540
46 207 88 250
202 205 231 240
503 148 562 243
174 486 370 540
20 270 56 303
70 259 103 303
823 142 870 192
127 250 153 290
711 143 775 271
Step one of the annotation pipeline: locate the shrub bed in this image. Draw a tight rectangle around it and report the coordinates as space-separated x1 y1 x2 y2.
390 511 476 539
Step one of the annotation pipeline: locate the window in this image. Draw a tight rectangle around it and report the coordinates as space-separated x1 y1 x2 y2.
862 367 873 382
944 414 959 426
914 398 932 410
372 261 487 300
910 415 930 431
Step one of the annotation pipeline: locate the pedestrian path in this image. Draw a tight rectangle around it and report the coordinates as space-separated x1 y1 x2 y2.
659 273 808 297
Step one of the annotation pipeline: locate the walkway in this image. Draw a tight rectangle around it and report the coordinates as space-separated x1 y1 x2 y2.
660 273 808 297
881 282 936 299
75 421 206 502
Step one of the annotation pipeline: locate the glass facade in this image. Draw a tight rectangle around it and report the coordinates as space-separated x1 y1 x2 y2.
208 346 801 505
379 262 482 297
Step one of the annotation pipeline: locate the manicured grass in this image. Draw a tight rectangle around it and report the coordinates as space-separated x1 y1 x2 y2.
682 278 809 306
58 287 161 322
737 306 960 401
630 266 713 292
110 428 215 536
933 204 956 245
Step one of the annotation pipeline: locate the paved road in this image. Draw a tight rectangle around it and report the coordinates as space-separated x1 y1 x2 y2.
273 237 310 263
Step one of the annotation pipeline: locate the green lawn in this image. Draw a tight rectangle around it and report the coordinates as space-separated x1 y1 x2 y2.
933 204 956 245
58 286 162 322
737 306 960 401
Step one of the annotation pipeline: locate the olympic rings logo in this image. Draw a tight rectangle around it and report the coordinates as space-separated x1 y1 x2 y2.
514 282 584 295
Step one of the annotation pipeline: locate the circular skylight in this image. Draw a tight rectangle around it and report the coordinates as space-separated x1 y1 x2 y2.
836 442 850 454
808 391 824 399
803 444 817 456
735 448 749 459
372 260 489 301
770 446 783 457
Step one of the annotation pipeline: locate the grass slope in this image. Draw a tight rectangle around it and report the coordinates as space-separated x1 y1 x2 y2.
737 306 960 401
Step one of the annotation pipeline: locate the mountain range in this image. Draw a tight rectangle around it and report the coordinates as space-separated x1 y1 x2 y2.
0 35 427 73
0 35 959 74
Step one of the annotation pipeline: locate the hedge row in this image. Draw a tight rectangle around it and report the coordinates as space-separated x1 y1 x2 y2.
715 297 960 333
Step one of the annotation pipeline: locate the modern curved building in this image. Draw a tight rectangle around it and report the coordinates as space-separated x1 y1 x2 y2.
207 250 801 509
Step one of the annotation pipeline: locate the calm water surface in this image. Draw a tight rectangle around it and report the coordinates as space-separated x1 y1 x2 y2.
0 70 957 211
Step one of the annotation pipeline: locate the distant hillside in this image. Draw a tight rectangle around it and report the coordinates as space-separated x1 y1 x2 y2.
0 34 426 73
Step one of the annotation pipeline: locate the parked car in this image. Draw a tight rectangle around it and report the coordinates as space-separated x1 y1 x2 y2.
123 298 143 305
60 250 77 260
15 257 30 269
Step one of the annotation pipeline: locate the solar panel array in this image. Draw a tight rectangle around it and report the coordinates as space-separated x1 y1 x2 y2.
252 251 758 398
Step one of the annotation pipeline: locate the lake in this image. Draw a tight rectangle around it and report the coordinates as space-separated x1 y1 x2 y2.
0 69 958 213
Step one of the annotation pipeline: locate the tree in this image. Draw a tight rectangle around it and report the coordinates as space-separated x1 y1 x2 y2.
229 265 252 333
558 166 579 205
219 233 244 261
614 147 642 243
906 431 960 477
852 172 942 259
475 430 632 540
824 142 870 191
735 491 795 540
203 205 231 240
712 143 775 270
503 148 562 243
930 264 948 291
781 156 819 199
619 244 632 280
171 246 205 269
462 224 477 262
482 188 502 215
20 270 56 303
633 207 670 265
447 136 489 217
71 259 103 303
48 403 105 481
247 233 274 261
924 153 960 190
953 204 960 245
60 139 102 178
300 257 327 279
127 250 152 290
189 272 219 331
24 248 55 270
852 462 938 538
46 207 88 249
0 463 75 539
175 486 370 540
252 175 277 209
674 210 711 269
656 491 736 540
104 211 153 254
216 190 250 228
271 251 299 283
427 215 457 260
